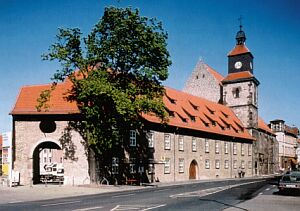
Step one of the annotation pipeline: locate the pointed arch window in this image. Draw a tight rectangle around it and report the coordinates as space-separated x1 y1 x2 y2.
233 88 240 98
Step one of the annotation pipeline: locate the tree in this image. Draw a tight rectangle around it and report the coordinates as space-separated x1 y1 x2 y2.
39 7 171 179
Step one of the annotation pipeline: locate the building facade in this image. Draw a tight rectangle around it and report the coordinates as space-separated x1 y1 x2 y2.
269 119 299 171
11 25 279 186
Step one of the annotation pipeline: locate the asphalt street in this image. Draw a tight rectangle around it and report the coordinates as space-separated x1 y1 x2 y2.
0 178 269 211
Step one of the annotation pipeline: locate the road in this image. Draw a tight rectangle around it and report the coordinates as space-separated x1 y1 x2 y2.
0 178 270 211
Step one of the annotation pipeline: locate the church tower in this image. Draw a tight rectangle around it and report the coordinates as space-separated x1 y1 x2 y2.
222 23 260 135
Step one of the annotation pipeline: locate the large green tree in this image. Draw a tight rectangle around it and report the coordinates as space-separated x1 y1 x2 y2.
39 7 171 156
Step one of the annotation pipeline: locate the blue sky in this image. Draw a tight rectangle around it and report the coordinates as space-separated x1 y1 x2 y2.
0 0 299 132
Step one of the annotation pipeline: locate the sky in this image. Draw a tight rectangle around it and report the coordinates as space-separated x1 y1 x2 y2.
0 0 299 133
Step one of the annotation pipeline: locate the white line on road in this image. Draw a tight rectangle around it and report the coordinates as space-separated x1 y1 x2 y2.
142 204 166 210
112 193 135 198
8 201 24 204
154 188 170 192
41 200 81 207
266 188 270 191
73 206 103 211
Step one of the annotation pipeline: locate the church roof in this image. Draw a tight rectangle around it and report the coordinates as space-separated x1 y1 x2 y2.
143 87 254 141
258 117 275 135
11 81 254 141
206 64 224 84
222 71 254 82
228 44 251 56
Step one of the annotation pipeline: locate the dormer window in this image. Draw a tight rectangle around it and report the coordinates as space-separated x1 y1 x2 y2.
166 95 176 104
190 116 196 122
189 101 199 111
206 106 215 114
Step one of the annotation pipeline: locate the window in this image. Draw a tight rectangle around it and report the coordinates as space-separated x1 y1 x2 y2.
164 158 170 174
215 141 220 154
164 134 171 150
248 145 252 156
205 139 209 153
44 157 47 163
205 159 210 169
241 160 245 169
241 144 245 156
233 88 240 98
215 160 220 169
148 164 154 174
233 160 237 169
147 132 154 148
233 143 237 155
49 157 52 163
112 157 119 174
129 158 136 174
130 130 136 146
248 161 252 169
178 136 184 151
225 160 229 169
224 142 229 154
179 158 184 173
192 137 197 152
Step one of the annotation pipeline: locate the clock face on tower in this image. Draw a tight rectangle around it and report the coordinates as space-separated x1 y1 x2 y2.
234 61 242 69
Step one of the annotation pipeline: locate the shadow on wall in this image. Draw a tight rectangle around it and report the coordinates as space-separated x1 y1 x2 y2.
59 125 78 162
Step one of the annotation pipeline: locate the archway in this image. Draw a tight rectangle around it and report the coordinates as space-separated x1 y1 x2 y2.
32 141 63 184
189 160 198 180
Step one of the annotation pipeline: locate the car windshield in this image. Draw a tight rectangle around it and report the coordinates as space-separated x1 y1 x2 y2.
282 173 300 182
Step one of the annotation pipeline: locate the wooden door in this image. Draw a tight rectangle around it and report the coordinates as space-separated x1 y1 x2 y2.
189 161 197 179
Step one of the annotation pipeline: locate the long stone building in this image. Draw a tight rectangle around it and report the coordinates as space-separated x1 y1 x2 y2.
10 25 278 186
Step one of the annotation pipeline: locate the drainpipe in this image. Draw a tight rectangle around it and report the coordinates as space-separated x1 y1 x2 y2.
173 130 176 182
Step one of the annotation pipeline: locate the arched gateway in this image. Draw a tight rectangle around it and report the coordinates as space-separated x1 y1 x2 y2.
189 160 198 179
32 141 62 184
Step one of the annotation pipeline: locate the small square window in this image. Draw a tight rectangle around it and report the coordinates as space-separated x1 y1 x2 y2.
164 158 170 174
178 136 184 151
179 158 184 173
205 139 209 153
130 130 137 146
225 160 229 169
215 160 220 169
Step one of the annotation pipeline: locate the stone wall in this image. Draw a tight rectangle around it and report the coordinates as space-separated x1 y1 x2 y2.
183 61 221 103
13 119 90 186
151 131 253 182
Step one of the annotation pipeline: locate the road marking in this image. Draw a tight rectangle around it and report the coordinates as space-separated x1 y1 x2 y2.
112 193 135 198
8 201 24 204
170 180 265 198
266 188 270 191
154 188 170 192
111 204 166 211
73 206 103 211
142 204 166 210
259 192 263 195
41 200 81 207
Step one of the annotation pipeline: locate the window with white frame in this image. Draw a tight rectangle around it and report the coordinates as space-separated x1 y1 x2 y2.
178 136 184 151
248 144 252 156
205 139 209 153
130 130 137 146
241 144 245 156
241 160 245 169
248 161 252 169
225 160 229 169
179 158 184 173
129 158 136 173
215 141 220 154
112 157 119 174
233 143 237 155
205 159 210 169
147 132 154 148
164 158 171 174
215 160 220 169
224 142 229 154
192 137 197 152
233 160 237 169
164 134 171 150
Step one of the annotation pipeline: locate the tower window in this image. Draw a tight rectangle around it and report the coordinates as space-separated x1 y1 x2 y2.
233 88 240 98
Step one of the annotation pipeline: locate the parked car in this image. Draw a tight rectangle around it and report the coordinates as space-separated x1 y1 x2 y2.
278 171 300 192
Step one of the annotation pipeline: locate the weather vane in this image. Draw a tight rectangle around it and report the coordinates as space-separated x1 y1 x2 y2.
238 15 243 31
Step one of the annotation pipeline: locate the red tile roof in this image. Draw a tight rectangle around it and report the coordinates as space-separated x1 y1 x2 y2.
143 87 254 141
205 64 224 84
258 117 274 135
222 71 254 82
11 82 254 141
285 125 299 137
0 135 2 150
228 44 251 56
11 81 78 115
